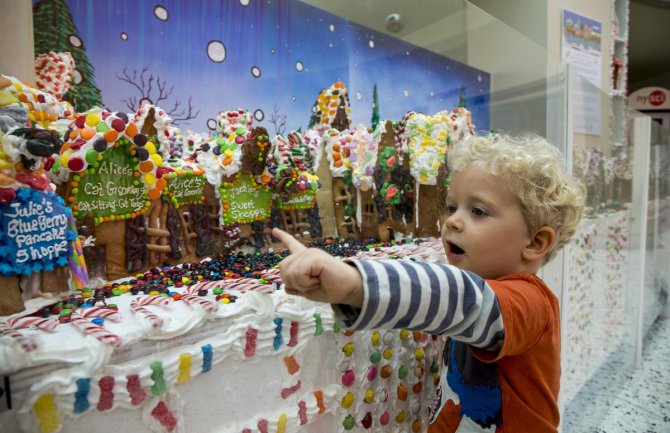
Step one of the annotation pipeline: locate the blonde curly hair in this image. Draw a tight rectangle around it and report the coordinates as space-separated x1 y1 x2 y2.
448 134 586 262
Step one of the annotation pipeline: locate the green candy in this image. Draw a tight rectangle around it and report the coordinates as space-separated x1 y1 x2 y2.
150 362 166 396
95 122 109 132
369 351 382 364
85 149 98 165
343 415 356 430
398 365 409 379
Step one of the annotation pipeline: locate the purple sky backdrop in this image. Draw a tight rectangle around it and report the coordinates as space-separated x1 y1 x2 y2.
61 0 490 133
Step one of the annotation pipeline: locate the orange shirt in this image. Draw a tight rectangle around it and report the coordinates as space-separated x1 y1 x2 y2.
429 274 561 433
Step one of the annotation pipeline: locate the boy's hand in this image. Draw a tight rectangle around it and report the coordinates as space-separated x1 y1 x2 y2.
273 228 364 307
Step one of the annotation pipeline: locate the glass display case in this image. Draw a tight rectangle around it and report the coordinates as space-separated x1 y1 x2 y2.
0 1 668 433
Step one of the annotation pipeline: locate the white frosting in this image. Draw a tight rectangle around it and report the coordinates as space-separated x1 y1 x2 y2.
132 103 174 158
348 124 379 192
2 257 442 433
196 135 243 186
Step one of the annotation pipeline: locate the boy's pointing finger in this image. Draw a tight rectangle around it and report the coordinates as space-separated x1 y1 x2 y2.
272 228 308 253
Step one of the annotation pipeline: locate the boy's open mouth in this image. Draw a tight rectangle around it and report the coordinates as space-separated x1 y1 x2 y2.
447 242 464 255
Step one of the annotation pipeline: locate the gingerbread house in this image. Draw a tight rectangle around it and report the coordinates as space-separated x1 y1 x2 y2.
270 131 320 240
196 109 274 252
131 103 207 266
309 82 353 238
0 125 87 316
401 108 475 238
54 108 168 280
371 120 414 241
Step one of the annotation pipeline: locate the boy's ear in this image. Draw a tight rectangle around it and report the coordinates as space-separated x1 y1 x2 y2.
522 226 556 261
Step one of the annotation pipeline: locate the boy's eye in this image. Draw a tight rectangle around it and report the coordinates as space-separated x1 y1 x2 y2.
471 207 488 217
446 205 457 215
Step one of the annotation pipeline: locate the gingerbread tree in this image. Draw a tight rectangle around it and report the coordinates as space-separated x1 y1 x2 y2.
33 0 103 110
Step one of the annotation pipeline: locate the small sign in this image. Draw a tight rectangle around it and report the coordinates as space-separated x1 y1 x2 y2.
629 87 670 110
219 174 272 225
277 191 316 211
72 145 146 221
165 172 205 208
0 189 76 276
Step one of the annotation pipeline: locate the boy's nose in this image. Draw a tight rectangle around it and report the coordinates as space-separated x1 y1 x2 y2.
443 213 463 232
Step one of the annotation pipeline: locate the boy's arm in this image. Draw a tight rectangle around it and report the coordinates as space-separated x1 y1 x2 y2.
273 228 503 350
339 259 504 351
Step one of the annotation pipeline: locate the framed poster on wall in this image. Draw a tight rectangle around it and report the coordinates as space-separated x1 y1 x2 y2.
561 9 603 135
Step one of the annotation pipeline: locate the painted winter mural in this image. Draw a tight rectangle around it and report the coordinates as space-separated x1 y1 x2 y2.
33 0 490 132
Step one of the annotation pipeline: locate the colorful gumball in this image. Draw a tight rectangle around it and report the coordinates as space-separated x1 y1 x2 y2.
144 172 156 185
136 147 149 161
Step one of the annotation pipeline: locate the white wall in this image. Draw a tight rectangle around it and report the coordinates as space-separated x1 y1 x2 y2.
465 2 549 134
0 0 36 84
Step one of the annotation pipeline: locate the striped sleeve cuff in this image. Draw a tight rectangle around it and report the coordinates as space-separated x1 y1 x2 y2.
338 259 504 349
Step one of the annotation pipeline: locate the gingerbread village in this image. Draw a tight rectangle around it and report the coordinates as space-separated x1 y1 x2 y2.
0 65 476 318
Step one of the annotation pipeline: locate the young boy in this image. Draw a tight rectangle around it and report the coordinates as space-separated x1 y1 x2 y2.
273 134 585 433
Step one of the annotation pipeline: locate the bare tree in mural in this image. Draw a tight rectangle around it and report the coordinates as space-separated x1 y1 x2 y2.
268 104 287 136
116 66 199 124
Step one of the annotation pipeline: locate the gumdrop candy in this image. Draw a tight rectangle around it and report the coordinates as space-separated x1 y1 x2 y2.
150 362 167 396
127 374 147 406
151 401 178 432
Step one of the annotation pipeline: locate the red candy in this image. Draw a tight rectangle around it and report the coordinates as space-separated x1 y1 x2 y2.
151 401 178 432
288 321 299 347
244 327 257 357
298 400 308 425
15 172 49 190
126 374 146 406
0 188 16 205
362 412 373 429
67 157 85 172
97 376 115 411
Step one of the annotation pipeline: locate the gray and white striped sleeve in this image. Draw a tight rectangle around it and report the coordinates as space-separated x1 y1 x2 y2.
334 259 504 350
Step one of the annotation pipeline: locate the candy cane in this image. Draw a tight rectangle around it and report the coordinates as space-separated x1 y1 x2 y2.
130 296 172 328
181 295 219 313
73 308 122 321
260 269 283 285
222 278 275 294
0 321 39 352
71 310 121 347
184 280 225 295
5 316 59 331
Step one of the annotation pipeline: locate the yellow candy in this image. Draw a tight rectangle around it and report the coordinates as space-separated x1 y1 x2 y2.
383 348 393 360
144 172 156 185
178 353 192 384
221 297 230 304
371 331 380 347
277 413 287 433
85 113 100 126
151 154 163 166
399 329 410 340
415 347 425 361
364 388 375 403
341 392 354 408
59 152 70 167
342 342 355 357
33 394 60 433
148 290 160 296
145 142 156 154
395 410 407 423
224 149 234 157
81 291 93 298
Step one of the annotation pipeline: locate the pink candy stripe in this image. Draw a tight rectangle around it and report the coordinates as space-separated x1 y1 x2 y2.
5 316 59 330
71 313 121 347
130 296 172 328
181 295 219 313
